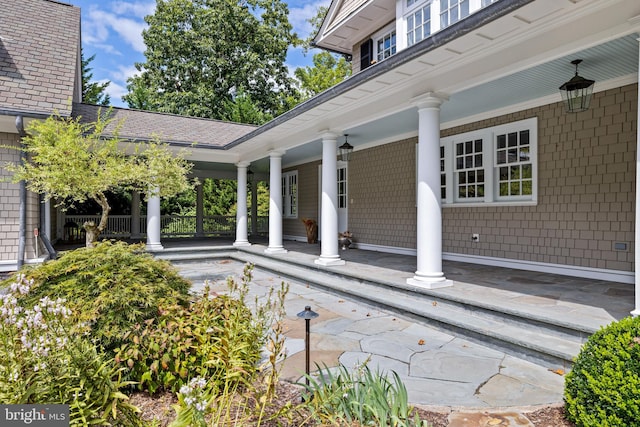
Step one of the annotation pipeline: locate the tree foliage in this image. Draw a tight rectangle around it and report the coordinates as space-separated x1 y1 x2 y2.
82 49 111 106
7 111 194 246
294 6 352 99
123 0 300 123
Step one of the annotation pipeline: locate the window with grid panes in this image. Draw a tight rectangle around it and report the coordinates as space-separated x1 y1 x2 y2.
376 30 396 61
440 145 446 199
337 166 347 208
440 0 469 28
406 3 431 46
455 138 484 200
496 130 532 198
281 171 298 218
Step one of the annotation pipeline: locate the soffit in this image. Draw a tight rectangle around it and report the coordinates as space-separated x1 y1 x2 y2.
233 0 640 171
316 0 396 54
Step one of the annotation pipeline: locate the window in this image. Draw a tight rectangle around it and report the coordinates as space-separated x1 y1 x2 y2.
455 138 484 200
376 30 396 61
282 171 297 218
337 166 348 209
439 118 537 205
440 0 469 28
481 0 497 6
406 3 431 46
496 130 532 199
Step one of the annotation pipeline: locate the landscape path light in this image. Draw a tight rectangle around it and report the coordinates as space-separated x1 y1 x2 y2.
296 305 319 388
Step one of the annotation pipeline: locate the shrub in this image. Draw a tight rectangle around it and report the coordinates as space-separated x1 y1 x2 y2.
564 316 640 426
0 274 145 426
303 362 429 426
115 264 283 396
5 241 191 351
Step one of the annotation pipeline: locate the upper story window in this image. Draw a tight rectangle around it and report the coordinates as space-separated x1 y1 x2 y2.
440 0 469 28
481 0 497 6
376 29 396 61
282 171 298 218
439 118 537 205
406 3 431 47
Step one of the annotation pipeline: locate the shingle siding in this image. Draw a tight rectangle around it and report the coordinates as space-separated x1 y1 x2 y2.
294 84 637 273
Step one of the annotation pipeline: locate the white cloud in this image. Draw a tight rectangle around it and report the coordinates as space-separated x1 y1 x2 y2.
110 0 155 17
103 80 128 103
110 64 140 83
288 0 330 39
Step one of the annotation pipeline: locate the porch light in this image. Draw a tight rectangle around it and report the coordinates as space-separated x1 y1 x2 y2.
559 59 595 113
339 134 353 161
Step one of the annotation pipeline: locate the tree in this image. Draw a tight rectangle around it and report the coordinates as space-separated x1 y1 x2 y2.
82 50 111 106
293 6 352 99
123 0 300 123
7 110 194 246
294 51 352 98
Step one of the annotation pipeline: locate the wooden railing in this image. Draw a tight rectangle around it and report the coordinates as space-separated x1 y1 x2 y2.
62 214 268 240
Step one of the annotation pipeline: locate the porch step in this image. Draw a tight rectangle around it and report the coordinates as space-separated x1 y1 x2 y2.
156 246 587 368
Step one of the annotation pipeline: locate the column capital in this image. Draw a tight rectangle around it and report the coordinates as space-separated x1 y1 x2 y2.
412 92 449 110
268 149 285 158
236 161 250 168
319 130 339 141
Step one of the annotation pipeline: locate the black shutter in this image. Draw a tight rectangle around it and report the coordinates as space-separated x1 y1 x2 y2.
360 39 373 70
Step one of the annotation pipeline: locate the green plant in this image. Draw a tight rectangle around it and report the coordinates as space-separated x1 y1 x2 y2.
0 274 146 426
6 241 191 351
115 264 285 397
564 316 640 426
303 362 429 426
167 264 293 427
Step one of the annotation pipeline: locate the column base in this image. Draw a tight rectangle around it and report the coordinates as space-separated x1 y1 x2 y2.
631 309 640 318
265 246 288 254
407 274 453 289
146 242 164 252
315 256 345 266
233 241 251 247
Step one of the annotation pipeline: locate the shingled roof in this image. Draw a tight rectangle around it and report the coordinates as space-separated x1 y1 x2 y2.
0 0 80 117
72 103 258 148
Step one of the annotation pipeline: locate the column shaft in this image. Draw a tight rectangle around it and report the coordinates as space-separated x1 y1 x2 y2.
146 187 163 251
266 152 287 253
235 163 250 246
196 183 204 237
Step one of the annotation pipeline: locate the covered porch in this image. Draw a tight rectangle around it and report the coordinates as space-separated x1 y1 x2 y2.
141 237 635 366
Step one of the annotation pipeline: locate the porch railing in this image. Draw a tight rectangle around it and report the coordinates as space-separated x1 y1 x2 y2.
62 214 268 240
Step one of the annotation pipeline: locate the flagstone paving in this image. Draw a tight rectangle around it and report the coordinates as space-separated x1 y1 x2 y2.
178 258 568 426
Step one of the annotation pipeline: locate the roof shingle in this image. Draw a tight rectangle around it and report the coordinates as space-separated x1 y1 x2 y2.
0 0 80 116
72 103 257 148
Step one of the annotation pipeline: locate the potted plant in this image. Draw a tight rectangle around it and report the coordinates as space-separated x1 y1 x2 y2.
338 230 353 250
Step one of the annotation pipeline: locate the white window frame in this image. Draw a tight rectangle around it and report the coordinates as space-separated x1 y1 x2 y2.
404 1 432 47
282 170 298 218
440 0 470 29
440 118 538 206
372 23 397 62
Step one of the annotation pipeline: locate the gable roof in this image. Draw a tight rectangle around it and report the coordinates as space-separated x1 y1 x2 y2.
72 103 257 149
0 0 80 118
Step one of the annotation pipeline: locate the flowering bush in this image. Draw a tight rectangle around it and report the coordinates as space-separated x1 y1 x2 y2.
0 274 144 425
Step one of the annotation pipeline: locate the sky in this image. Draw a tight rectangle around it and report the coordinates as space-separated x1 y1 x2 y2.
66 0 330 108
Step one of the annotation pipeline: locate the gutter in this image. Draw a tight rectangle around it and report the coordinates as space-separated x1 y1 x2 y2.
226 0 535 148
15 116 26 270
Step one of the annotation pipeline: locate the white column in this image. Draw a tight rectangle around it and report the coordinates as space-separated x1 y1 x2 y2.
234 162 250 246
265 151 287 253
632 36 640 317
315 132 345 266
251 178 258 236
408 93 452 289
131 190 141 239
146 187 163 251
195 182 204 237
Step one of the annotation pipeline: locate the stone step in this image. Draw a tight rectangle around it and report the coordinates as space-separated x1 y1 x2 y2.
156 247 583 367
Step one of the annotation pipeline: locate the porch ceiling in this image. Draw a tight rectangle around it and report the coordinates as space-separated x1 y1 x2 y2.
233 0 640 173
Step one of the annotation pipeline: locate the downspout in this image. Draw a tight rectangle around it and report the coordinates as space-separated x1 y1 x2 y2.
15 116 27 270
